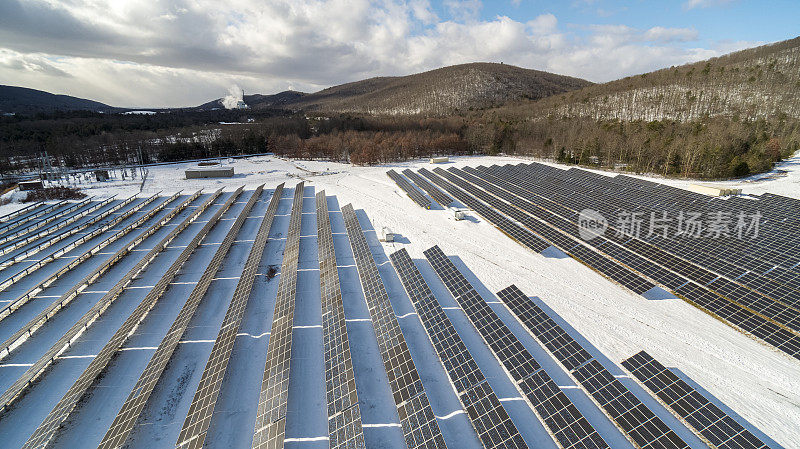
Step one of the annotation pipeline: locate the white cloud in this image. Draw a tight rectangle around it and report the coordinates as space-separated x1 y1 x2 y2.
683 0 735 10
0 0 760 107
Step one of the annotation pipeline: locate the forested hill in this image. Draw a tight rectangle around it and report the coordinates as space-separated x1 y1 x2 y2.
501 37 800 121
0 85 116 115
286 62 592 115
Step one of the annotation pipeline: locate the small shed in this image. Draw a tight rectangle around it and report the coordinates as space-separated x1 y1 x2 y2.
429 157 449 164
94 170 110 181
19 179 44 191
185 166 235 179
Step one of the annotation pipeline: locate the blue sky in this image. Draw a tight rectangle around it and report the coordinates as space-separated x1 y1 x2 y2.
0 0 796 107
434 0 797 46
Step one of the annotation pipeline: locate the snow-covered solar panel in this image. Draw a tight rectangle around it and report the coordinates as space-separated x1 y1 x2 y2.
387 169 431 209
622 351 769 449
0 192 197 361
21 189 231 449
252 182 304 449
341 204 446 449
0 191 166 313
0 197 93 246
497 284 690 449
175 183 284 449
390 248 526 448
0 196 115 257
0 194 137 270
97 186 256 449
0 191 201 415
316 191 365 449
0 200 66 236
423 245 608 449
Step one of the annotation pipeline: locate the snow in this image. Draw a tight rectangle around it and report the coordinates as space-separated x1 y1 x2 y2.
0 153 797 449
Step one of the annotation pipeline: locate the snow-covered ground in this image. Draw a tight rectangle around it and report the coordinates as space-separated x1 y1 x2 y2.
0 154 797 449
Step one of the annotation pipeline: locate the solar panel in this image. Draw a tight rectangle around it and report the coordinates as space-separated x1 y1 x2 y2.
472 164 800 358
622 351 769 449
423 245 609 449
21 188 236 449
175 183 285 449
417 168 550 254
0 196 116 257
0 197 93 246
252 182 305 449
316 191 365 449
95 186 258 449
0 200 68 236
402 169 452 207
390 248 526 448
341 204 446 449
0 191 202 414
0 191 167 317
0 191 201 361
0 194 138 271
496 285 690 449
387 169 431 209
0 201 42 225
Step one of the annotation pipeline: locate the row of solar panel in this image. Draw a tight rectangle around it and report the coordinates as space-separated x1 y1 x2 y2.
413 164 800 360
469 164 800 359
387 169 432 209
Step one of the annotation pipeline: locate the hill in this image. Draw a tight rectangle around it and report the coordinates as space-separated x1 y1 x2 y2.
0 85 116 115
500 37 800 121
197 90 307 110
283 63 592 115
483 36 800 179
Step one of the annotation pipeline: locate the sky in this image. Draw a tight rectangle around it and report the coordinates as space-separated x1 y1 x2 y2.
0 0 797 108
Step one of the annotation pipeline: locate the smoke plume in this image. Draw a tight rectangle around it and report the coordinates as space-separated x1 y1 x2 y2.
221 85 243 109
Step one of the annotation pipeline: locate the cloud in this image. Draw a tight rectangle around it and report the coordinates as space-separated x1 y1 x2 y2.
0 0 760 107
683 0 735 10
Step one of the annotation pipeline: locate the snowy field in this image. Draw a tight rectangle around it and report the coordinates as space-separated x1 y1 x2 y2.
0 153 798 449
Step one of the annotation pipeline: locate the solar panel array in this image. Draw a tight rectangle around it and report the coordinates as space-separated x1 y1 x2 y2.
423 245 609 449
0 200 68 239
0 197 93 246
402 169 452 207
621 351 769 449
457 163 800 359
437 166 655 295
97 186 258 449
0 201 42 226
341 204 446 449
0 196 116 257
21 188 234 449
316 191 365 449
0 190 202 415
496 285 690 449
252 182 305 449
0 194 138 270
0 191 167 316
418 168 550 254
0 191 199 361
390 248 526 448
176 183 285 449
387 169 431 209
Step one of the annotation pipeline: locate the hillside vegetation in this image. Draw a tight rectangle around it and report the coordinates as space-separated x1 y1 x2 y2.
483 37 800 178
242 63 591 115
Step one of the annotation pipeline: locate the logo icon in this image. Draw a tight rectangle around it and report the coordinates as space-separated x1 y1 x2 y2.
578 209 607 240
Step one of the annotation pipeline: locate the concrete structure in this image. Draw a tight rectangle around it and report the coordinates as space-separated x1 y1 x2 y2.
687 184 741 197
185 166 235 179
429 157 449 164
19 180 44 191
